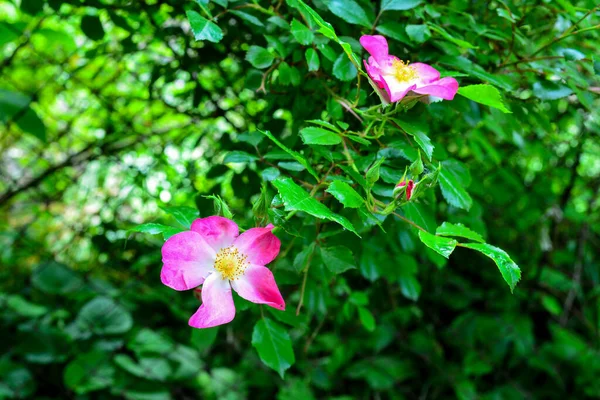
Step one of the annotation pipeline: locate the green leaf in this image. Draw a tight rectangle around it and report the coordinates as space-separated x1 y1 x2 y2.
245 46 275 69
32 262 83 295
398 275 421 301
366 157 386 188
6 295 47 317
129 223 183 240
190 327 219 353
229 10 264 28
461 243 521 292
305 48 320 71
418 230 457 259
376 22 411 45
428 24 476 49
81 15 105 41
114 355 172 382
293 242 317 273
321 246 356 274
128 329 173 355
358 307 376 332
326 181 365 208
272 177 359 236
223 150 259 163
458 84 511 113
402 202 436 233
278 62 301 86
252 318 295 378
259 130 319 180
393 118 434 161
333 53 358 81
64 351 115 395
321 0 372 28
299 127 341 145
290 19 314 45
436 222 484 243
439 160 473 211
161 206 199 228
381 0 422 11
532 81 573 100
75 296 133 335
405 24 431 44
593 56 600 75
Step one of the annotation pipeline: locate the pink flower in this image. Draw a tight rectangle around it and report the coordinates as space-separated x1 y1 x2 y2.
161 216 285 328
360 35 458 103
396 179 415 201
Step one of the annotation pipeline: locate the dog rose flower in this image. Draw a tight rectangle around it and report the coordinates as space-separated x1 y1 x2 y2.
360 35 459 103
161 216 285 328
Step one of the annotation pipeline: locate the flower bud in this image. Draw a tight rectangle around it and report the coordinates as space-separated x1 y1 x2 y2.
394 179 414 201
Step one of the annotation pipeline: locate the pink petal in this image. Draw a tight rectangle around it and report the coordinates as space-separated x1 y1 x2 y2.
191 216 239 251
360 35 389 65
382 77 417 102
161 231 216 291
188 273 235 328
411 63 440 85
413 77 459 100
364 59 385 89
233 224 280 265
231 265 285 310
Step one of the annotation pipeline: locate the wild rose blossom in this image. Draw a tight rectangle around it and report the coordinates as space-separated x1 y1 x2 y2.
360 35 458 103
161 216 285 328
396 179 415 201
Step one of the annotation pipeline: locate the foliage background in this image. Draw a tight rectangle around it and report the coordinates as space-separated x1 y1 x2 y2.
1 0 599 399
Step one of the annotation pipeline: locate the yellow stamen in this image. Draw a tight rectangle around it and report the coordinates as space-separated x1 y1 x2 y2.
214 246 248 280
392 59 417 82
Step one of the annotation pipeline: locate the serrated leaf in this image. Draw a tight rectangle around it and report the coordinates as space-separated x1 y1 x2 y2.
321 0 372 27
418 230 457 259
259 130 318 180
290 19 314 45
305 48 320 71
458 84 511 113
333 53 358 81
272 178 359 236
402 202 436 233
381 0 422 11
461 243 521 292
439 160 473 211
160 206 199 228
299 127 341 145
252 318 295 378
436 222 484 243
326 181 364 208
229 10 264 27
321 246 356 274
186 10 223 43
245 46 274 69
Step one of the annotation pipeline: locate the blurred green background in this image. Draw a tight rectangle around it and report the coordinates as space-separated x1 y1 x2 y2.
1 0 599 399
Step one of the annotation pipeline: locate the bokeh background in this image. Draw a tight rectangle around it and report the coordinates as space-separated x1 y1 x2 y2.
1 0 599 399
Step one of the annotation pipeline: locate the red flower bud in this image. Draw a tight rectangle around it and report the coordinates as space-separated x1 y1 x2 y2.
396 179 415 201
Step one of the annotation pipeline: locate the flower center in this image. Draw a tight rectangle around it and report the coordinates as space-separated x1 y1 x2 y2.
214 246 248 280
392 59 417 82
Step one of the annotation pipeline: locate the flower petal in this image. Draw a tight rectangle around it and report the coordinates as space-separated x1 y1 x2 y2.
191 216 239 251
161 231 216 291
381 75 417 102
360 35 389 64
188 273 235 328
364 59 385 89
411 63 440 85
233 224 280 265
412 77 459 100
231 265 285 310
